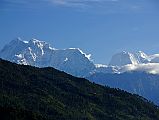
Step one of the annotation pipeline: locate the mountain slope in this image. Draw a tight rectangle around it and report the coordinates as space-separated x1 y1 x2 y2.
0 59 159 120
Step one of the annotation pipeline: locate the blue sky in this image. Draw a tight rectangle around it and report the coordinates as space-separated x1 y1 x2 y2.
0 0 159 64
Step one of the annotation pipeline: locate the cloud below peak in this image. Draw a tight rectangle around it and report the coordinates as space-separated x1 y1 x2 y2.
121 63 159 75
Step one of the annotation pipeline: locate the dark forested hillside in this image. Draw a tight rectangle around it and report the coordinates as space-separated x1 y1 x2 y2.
0 59 159 120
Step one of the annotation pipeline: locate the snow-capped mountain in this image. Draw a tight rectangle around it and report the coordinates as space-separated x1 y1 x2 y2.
0 38 95 77
109 51 138 66
107 51 159 74
109 51 159 67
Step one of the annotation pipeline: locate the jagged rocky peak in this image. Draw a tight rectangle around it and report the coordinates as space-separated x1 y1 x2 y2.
109 51 138 66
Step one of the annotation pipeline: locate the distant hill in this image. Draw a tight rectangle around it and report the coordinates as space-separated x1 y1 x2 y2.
0 59 159 120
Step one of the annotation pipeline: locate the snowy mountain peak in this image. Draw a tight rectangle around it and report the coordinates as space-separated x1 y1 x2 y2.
109 51 154 66
109 51 138 66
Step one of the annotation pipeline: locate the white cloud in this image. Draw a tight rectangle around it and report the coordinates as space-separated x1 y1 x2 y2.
121 63 159 74
2 0 145 14
3 0 118 5
1 0 119 9
45 0 119 7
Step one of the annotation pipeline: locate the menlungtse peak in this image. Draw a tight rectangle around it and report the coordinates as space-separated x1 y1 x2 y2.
109 51 159 67
109 51 138 66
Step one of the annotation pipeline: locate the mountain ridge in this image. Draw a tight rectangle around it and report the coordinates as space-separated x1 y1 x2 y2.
2 38 159 76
